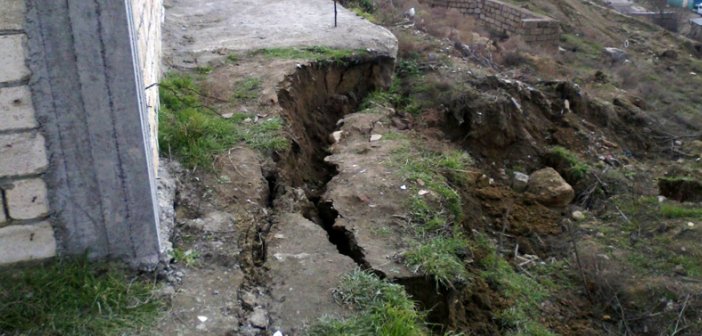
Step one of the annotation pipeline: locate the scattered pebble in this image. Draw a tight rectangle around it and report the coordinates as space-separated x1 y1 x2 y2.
330 130 343 144
657 195 666 203
370 134 382 142
249 307 269 328
400 185 407 190
687 222 695 228
197 315 208 322
418 189 429 196
572 211 586 221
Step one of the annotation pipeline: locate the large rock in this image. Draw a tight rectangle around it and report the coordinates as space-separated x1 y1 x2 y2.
527 167 575 207
603 47 627 63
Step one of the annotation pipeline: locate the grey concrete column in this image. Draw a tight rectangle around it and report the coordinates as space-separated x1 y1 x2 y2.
24 0 161 265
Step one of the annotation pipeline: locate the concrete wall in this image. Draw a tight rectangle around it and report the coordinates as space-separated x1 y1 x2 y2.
0 0 163 266
0 0 57 264
427 0 561 44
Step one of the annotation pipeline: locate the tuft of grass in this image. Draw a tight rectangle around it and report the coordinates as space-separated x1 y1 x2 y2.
250 46 365 61
307 270 426 336
404 236 471 286
169 248 200 266
548 146 589 181
242 117 289 152
660 204 702 219
195 65 213 75
350 7 377 22
477 237 556 336
0 258 162 336
232 77 262 103
386 145 475 284
394 148 471 223
226 53 239 63
159 73 287 169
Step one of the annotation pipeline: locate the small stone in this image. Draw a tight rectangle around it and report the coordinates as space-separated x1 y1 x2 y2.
572 211 586 221
657 196 666 203
330 131 343 144
273 331 283 336
221 113 234 119
155 285 176 298
241 291 258 308
416 179 425 187
249 307 269 328
673 264 687 275
370 134 382 142
687 222 695 228
527 167 575 207
400 185 407 190
418 189 429 196
512 172 529 192
197 315 208 322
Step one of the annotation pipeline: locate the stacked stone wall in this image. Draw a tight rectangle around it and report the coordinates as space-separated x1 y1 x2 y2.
131 0 163 170
0 0 57 264
427 0 560 44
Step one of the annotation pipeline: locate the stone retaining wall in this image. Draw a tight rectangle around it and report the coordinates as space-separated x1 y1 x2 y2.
427 0 560 43
132 0 164 169
0 0 57 264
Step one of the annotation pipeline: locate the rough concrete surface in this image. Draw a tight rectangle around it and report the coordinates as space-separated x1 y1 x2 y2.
163 0 398 67
267 213 356 334
157 159 177 256
26 0 160 264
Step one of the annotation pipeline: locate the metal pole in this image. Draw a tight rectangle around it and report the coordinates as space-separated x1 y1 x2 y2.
334 0 338 27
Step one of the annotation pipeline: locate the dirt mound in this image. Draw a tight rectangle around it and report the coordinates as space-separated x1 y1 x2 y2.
443 76 666 167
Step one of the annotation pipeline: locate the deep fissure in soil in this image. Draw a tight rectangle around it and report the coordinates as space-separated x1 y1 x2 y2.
274 57 393 268
263 56 460 331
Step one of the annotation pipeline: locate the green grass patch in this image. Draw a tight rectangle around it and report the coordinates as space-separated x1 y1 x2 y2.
159 73 288 169
250 46 364 61
169 248 200 266
350 7 377 22
547 146 589 181
226 53 239 63
560 33 603 59
477 236 556 336
404 236 471 286
387 144 474 285
394 147 472 223
232 77 262 103
660 204 702 219
195 65 213 75
0 258 162 336
628 248 702 278
307 270 426 336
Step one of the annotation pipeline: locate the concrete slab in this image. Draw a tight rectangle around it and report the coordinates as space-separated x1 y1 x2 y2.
267 213 356 334
163 0 398 67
